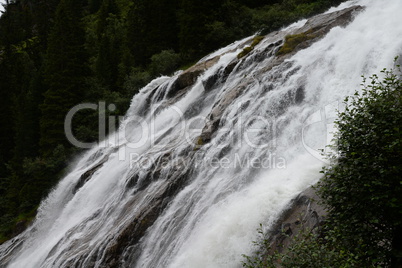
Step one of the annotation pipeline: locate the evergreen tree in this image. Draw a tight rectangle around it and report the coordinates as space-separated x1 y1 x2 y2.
89 0 102 13
177 0 225 60
127 0 178 66
0 1 37 176
40 0 90 156
95 0 122 91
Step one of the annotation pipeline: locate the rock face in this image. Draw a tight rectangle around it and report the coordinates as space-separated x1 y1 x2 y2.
265 187 326 254
167 56 220 98
294 5 364 37
103 166 191 268
198 5 363 145
152 5 364 147
255 8 364 250
73 156 108 194
104 8 361 258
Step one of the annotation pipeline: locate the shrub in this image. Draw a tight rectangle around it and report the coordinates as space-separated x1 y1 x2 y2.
148 49 181 76
242 224 357 268
124 67 152 95
317 65 402 266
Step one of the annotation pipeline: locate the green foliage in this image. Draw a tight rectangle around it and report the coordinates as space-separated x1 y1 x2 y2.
251 36 264 47
0 234 8 245
243 226 358 268
0 145 67 241
127 0 179 66
242 225 277 268
124 68 152 96
149 50 181 76
317 65 402 266
41 0 90 156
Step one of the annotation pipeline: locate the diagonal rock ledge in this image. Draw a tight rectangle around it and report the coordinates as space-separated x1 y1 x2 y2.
197 5 363 146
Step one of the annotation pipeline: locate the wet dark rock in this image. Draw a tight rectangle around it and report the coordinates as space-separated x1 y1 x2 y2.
199 82 247 144
224 59 238 77
295 86 305 104
297 5 364 37
265 187 326 255
202 72 220 91
168 56 220 98
202 58 240 92
102 157 192 267
13 221 28 237
168 6 365 146
125 174 139 190
285 66 301 80
277 5 364 56
0 238 24 266
73 157 108 194
262 83 274 93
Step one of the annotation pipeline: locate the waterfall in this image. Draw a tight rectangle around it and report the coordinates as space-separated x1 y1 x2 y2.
1 0 402 267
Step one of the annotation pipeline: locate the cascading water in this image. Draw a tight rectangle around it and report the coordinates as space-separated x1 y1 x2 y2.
1 0 402 267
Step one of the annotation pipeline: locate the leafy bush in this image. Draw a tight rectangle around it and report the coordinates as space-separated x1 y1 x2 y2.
124 67 152 95
242 225 357 268
149 49 181 76
317 65 402 266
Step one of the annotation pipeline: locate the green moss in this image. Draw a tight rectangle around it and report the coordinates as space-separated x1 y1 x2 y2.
277 30 316 56
194 136 204 151
251 35 264 47
237 35 265 59
237 46 252 59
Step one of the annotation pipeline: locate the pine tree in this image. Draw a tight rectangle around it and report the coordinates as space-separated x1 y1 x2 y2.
40 0 90 156
177 0 224 60
127 0 178 66
95 0 122 91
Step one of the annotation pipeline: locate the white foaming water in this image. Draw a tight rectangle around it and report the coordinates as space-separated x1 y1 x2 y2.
1 0 402 267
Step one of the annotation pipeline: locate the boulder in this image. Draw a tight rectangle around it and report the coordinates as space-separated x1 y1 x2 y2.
168 56 220 98
265 187 326 255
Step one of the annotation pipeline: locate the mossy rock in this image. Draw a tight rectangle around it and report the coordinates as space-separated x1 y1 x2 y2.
237 46 252 59
193 136 204 151
277 30 316 56
251 35 264 47
237 35 264 59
